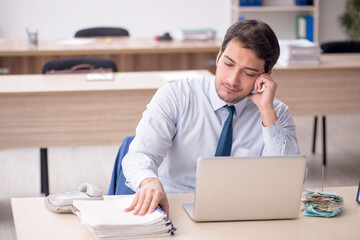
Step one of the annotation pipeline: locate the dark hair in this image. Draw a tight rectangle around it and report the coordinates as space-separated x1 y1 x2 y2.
220 19 280 73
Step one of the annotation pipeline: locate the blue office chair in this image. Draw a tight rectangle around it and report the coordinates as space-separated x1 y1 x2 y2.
108 136 136 195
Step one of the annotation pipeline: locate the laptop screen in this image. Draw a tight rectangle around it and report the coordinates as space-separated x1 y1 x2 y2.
184 156 306 222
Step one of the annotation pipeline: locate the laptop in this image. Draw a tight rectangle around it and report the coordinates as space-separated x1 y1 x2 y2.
183 156 306 222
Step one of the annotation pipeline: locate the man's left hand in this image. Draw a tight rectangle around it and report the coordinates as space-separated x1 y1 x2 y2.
247 73 278 127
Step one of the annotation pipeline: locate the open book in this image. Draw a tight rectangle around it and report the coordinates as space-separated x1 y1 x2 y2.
73 195 176 240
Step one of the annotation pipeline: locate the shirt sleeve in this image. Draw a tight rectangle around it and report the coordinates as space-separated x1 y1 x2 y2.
261 102 300 156
122 83 180 191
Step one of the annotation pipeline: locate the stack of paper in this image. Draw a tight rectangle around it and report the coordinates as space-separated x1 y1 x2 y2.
73 195 176 240
160 70 204 83
56 38 96 45
301 190 344 217
278 39 320 66
180 29 216 41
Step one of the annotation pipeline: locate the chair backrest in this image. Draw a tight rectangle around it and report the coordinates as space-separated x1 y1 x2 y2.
75 27 129 38
321 41 360 53
41 57 117 74
108 136 135 195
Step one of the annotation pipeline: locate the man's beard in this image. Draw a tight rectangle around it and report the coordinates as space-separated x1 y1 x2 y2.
215 82 246 104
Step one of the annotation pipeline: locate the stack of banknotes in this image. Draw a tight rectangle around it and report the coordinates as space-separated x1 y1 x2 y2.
302 190 343 217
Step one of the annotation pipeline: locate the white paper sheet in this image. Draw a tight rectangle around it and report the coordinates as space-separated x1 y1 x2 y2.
56 38 96 45
160 70 204 83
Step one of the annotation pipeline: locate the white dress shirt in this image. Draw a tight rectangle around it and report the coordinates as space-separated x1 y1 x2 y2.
122 76 299 193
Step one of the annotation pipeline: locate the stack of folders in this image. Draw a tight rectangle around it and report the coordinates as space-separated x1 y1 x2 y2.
180 29 216 41
73 195 176 240
278 39 320 66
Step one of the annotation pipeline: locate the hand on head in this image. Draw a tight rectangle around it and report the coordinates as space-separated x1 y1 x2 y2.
248 73 277 107
247 73 278 126
124 178 169 216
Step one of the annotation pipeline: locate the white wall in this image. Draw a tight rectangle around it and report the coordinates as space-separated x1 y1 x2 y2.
0 0 348 43
318 0 348 42
0 0 231 40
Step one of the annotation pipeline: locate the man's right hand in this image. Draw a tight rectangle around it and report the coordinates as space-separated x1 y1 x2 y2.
124 178 169 216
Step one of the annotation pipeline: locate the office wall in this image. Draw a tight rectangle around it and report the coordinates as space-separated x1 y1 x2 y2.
0 0 231 40
0 0 348 43
318 0 348 42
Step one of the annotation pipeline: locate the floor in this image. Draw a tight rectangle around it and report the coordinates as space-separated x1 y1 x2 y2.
1 115 359 240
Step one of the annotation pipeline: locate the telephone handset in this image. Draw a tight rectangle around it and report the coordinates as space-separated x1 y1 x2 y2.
251 84 265 94
45 183 104 213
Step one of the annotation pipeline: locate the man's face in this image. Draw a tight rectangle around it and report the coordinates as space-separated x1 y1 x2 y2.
215 39 265 105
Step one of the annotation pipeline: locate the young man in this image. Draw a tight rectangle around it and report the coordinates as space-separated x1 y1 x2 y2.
123 20 299 215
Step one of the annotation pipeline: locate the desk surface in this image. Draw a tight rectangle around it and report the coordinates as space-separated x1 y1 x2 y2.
0 37 359 67
0 37 222 56
0 37 359 68
0 70 208 94
11 186 360 240
0 37 221 74
2 38 360 74
274 53 360 70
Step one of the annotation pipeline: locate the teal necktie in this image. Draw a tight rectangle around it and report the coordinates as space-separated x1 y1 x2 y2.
215 105 235 156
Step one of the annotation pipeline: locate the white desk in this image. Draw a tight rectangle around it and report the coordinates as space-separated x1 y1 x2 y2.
11 186 360 240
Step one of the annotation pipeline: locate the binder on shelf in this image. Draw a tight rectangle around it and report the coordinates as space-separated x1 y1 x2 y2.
356 180 360 204
296 15 314 42
296 0 308 5
239 0 263 6
296 0 313 5
306 15 314 42
238 16 246 21
296 16 307 40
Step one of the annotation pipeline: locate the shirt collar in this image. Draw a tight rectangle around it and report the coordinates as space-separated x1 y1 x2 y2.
209 77 249 117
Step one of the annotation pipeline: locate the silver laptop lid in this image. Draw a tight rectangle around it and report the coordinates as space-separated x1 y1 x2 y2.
189 156 306 222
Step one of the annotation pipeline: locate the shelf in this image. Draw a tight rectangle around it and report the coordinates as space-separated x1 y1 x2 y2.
231 0 319 42
232 5 315 13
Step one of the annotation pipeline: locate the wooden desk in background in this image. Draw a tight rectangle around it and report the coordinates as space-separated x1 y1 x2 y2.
272 53 360 116
11 186 360 240
1 53 360 149
0 70 213 149
0 37 220 74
